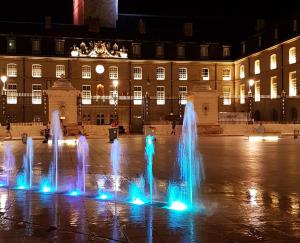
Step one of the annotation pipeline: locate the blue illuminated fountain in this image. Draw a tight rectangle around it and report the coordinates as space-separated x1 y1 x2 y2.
129 176 146 205
168 102 204 211
145 135 155 203
2 144 15 187
40 110 63 193
74 135 89 195
111 139 121 199
17 137 34 189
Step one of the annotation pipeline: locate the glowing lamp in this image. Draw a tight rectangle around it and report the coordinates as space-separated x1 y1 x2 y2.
248 79 254 87
1 75 7 83
96 65 105 74
113 80 119 87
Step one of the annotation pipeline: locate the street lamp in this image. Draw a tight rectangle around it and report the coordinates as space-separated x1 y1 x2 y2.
248 79 254 122
1 74 7 93
112 80 119 124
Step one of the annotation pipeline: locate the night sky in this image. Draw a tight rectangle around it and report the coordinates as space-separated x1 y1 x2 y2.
0 0 300 42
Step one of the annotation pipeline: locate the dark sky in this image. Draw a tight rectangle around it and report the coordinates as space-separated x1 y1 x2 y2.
0 0 299 23
0 0 300 42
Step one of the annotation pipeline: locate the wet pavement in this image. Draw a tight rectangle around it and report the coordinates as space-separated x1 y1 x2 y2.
0 135 300 242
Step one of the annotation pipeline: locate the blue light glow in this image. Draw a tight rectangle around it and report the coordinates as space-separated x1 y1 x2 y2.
0 183 4 187
40 177 53 193
100 194 108 200
42 185 52 193
68 190 80 196
145 135 155 203
169 201 188 211
131 198 145 205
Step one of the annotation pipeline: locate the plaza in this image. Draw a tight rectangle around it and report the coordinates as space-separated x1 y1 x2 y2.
0 135 299 242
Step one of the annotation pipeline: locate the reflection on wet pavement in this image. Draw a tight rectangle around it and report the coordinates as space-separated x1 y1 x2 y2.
0 136 299 242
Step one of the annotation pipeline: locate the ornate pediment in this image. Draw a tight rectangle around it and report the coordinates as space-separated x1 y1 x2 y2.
70 41 128 58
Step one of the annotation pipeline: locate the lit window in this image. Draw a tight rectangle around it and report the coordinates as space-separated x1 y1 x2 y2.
255 80 261 102
109 90 118 105
7 63 17 77
223 46 230 57
177 45 185 58
156 86 165 105
155 44 164 57
32 64 42 78
223 87 231 105
133 67 142 80
179 86 187 105
55 39 65 54
222 68 231 81
56 65 65 78
289 47 296 64
200 45 208 57
254 60 260 74
82 85 91 104
134 86 142 105
178 67 187 80
240 84 245 104
7 39 16 53
156 67 165 80
270 76 277 99
289 71 297 96
240 65 245 79
109 66 118 80
32 84 42 104
7 84 17 104
270 54 277 70
132 43 141 57
82 65 91 79
201 68 209 80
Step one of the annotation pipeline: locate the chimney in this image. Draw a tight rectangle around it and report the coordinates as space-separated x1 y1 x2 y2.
45 16 52 29
255 19 265 32
183 22 193 37
138 19 146 34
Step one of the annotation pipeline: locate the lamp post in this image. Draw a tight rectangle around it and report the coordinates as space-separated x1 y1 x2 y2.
1 74 7 124
113 80 119 125
248 79 254 123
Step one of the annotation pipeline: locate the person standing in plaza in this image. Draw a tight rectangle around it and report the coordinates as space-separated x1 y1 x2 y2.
6 122 12 140
171 119 176 135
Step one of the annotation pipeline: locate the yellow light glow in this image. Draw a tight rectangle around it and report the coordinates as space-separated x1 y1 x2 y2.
248 136 279 142
48 139 78 146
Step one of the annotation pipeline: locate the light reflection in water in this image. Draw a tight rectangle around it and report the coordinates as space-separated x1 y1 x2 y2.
70 206 80 226
270 191 279 209
0 192 8 213
289 194 299 216
168 210 197 242
248 188 257 206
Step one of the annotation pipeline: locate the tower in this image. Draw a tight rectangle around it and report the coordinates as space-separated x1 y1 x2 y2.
73 0 118 28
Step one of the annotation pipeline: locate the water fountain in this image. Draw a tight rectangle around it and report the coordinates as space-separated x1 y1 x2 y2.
145 135 155 203
74 135 89 195
40 110 63 193
168 102 204 211
17 137 34 189
2 144 15 187
129 176 146 205
111 139 121 199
